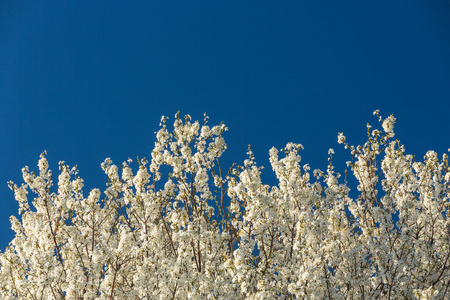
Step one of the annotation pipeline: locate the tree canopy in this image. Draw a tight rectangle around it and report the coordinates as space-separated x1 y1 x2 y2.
1 111 449 299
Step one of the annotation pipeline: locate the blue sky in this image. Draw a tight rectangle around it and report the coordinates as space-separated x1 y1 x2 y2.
1 1 449 251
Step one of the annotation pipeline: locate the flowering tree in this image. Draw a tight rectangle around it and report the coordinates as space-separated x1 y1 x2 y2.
1 111 450 299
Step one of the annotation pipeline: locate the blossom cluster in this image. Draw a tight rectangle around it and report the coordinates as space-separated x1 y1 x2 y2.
1 111 449 299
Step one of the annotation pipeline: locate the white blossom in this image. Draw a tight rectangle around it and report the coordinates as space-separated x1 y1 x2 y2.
337 132 346 144
382 114 396 137
1 112 450 299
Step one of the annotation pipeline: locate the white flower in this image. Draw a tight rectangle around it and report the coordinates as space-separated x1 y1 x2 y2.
382 114 396 135
2 112 450 299
337 132 346 144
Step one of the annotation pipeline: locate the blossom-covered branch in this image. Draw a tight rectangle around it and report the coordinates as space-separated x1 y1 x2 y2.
1 111 449 299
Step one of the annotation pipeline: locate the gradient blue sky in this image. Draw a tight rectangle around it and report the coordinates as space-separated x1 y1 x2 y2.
1 1 449 251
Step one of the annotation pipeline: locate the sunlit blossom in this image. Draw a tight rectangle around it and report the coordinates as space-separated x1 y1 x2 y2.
1 112 449 299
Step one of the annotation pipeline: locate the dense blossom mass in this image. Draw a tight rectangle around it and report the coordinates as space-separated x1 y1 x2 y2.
1 111 450 299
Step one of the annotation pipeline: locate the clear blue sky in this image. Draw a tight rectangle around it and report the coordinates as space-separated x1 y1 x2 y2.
1 1 449 251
